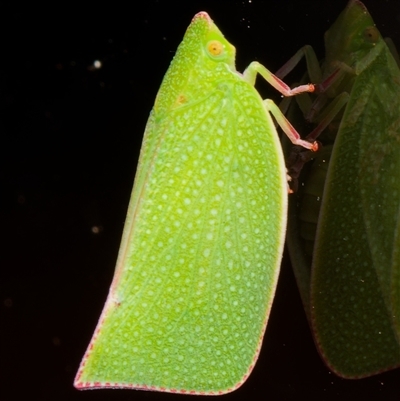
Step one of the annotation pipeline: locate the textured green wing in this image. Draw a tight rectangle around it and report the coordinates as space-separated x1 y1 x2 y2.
75 83 287 394
357 48 400 319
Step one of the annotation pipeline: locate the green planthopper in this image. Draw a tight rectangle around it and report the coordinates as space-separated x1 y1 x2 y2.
278 0 400 378
74 11 316 394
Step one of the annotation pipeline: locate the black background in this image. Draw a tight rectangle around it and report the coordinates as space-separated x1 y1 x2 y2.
2 1 400 400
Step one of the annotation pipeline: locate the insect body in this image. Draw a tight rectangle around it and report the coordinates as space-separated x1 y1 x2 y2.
281 0 400 377
74 12 315 394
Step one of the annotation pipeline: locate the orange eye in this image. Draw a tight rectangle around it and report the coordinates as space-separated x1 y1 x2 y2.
363 26 379 44
207 40 224 57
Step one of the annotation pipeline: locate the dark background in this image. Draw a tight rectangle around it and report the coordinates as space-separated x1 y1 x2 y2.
2 1 400 400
